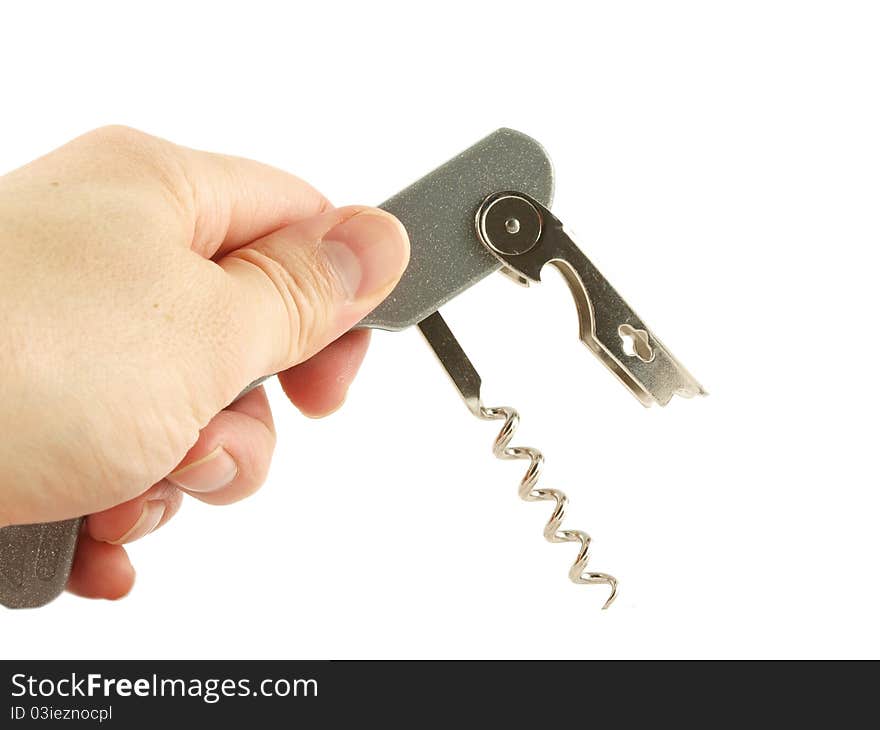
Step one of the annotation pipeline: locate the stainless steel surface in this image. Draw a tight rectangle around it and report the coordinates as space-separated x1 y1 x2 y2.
478 194 542 256
476 192 705 406
418 311 618 609
416 310 483 417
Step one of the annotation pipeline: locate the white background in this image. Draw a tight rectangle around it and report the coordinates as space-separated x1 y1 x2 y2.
1 1 878 659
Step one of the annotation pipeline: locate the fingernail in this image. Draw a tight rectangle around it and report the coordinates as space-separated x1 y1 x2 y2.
167 446 238 493
110 501 165 544
321 210 410 301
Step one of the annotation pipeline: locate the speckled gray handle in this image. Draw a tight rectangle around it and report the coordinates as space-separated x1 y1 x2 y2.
0 127 554 609
363 127 553 330
0 518 82 608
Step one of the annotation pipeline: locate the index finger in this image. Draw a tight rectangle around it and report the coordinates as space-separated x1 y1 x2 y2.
21 126 332 260
173 143 332 259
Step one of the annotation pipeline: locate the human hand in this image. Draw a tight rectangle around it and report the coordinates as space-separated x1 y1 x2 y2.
0 127 409 600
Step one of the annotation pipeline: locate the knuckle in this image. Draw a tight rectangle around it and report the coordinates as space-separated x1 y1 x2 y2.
229 245 339 365
286 250 339 355
76 125 194 225
84 124 153 146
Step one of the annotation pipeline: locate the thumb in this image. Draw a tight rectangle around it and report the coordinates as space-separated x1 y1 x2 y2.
219 205 409 381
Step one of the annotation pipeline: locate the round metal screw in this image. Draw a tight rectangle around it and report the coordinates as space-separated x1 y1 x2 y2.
477 193 543 256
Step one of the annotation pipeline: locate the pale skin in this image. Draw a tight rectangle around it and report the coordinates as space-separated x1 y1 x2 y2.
0 127 410 600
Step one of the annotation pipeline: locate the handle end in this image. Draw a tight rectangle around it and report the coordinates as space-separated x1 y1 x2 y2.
0 518 82 609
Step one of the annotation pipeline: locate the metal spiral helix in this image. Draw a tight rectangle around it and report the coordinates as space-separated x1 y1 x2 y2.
478 405 618 609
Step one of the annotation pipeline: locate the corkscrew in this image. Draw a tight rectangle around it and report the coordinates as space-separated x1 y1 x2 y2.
419 314 621 608
0 128 704 609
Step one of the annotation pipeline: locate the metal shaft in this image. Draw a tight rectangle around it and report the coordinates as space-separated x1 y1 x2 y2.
418 311 618 609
